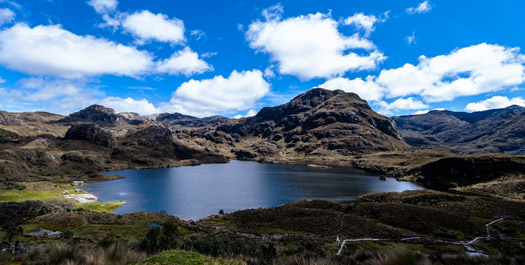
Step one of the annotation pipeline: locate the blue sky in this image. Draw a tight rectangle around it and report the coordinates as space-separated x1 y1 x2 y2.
0 0 524 117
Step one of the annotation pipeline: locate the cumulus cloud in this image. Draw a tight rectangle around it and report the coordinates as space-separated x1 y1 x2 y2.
406 1 432 14
159 70 270 117
99 96 159 115
319 76 383 101
378 97 428 110
0 23 153 78
122 10 185 44
156 47 213 76
343 12 388 37
233 109 257 119
465 96 525 112
0 8 15 25
246 5 385 80
87 0 118 14
412 108 445 115
327 43 525 106
381 43 525 102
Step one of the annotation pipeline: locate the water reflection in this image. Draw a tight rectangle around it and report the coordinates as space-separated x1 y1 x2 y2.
84 160 425 220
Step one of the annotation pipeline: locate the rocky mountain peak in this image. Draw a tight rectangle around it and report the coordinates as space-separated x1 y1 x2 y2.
59 104 119 125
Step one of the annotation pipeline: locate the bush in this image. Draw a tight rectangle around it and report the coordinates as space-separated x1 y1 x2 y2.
61 229 73 240
139 220 181 254
183 234 276 263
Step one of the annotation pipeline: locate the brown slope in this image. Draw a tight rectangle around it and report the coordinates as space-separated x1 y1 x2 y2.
209 88 407 159
393 105 525 154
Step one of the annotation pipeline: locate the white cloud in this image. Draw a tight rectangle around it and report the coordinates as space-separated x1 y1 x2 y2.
0 23 153 78
233 109 257 119
343 12 387 37
0 8 15 25
378 97 428 110
383 43 525 102
263 65 276 78
319 76 383 101
406 1 432 14
156 47 213 76
87 0 118 14
246 7 385 80
122 10 185 44
406 31 416 45
159 70 270 117
0 78 101 114
348 43 525 103
411 108 445 115
1 77 162 115
465 96 525 112
190 29 205 40
99 96 159 115
262 3 284 21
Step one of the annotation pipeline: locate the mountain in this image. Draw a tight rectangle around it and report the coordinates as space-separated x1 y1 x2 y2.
209 88 406 159
392 105 525 155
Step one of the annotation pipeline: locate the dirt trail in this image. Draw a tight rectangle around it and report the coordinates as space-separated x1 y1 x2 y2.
336 217 505 255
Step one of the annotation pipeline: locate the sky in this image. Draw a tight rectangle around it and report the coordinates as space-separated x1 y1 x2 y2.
0 0 524 118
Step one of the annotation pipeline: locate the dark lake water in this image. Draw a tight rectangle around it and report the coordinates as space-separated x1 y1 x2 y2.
85 160 425 220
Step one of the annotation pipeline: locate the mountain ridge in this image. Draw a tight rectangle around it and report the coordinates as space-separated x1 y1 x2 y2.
393 105 525 155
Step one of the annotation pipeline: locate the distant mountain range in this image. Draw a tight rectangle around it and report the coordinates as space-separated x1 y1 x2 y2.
393 105 525 155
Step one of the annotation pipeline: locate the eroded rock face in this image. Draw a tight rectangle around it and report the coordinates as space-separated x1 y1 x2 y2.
59 105 119 125
63 123 115 148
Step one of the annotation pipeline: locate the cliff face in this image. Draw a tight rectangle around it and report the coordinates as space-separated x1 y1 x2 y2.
393 105 525 155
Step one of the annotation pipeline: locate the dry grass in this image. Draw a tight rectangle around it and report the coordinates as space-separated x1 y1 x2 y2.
22 243 147 265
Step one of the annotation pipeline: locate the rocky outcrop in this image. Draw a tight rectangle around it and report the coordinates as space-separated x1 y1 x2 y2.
0 128 20 143
114 125 227 164
63 123 115 148
59 105 119 125
155 113 231 128
0 111 26 126
393 105 525 154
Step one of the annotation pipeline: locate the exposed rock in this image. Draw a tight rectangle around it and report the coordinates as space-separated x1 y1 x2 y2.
393 105 525 154
59 105 119 125
0 111 26 126
234 150 257 160
215 88 406 156
0 128 20 143
63 123 115 148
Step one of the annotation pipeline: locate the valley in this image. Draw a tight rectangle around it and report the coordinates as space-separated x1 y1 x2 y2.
0 88 524 264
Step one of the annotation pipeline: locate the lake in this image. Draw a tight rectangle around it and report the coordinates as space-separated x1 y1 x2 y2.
84 160 425 220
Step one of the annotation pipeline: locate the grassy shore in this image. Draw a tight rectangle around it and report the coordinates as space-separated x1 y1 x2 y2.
0 182 125 213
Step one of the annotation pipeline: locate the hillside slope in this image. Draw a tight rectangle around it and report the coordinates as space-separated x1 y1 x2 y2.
393 105 525 154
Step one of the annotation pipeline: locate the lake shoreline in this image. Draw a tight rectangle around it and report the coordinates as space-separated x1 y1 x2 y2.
86 160 425 220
